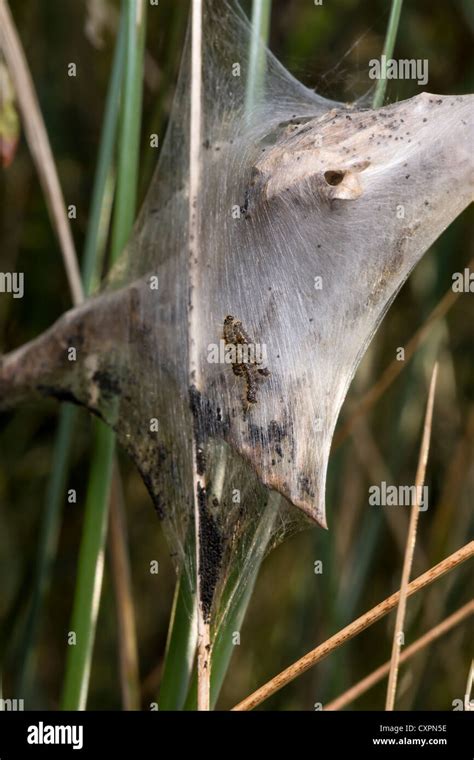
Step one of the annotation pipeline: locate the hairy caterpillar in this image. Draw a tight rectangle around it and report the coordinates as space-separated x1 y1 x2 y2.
223 316 270 405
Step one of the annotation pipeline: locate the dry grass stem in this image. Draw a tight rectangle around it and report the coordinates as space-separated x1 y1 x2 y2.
108 466 140 710
325 600 473 710
465 659 474 711
0 0 83 305
385 362 438 710
232 540 474 710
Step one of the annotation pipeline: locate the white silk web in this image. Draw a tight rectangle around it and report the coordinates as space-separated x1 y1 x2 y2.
101 0 473 635
106 0 339 630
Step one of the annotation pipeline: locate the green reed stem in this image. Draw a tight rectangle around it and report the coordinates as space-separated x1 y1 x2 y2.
61 0 146 710
372 0 404 108
16 12 127 706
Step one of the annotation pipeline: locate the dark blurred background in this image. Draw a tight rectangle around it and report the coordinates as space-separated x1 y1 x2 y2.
0 0 473 710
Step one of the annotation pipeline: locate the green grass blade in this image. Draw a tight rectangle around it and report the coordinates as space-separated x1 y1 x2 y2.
111 0 146 258
81 14 126 293
244 0 272 115
60 422 115 709
61 0 146 710
372 0 404 108
158 569 197 710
